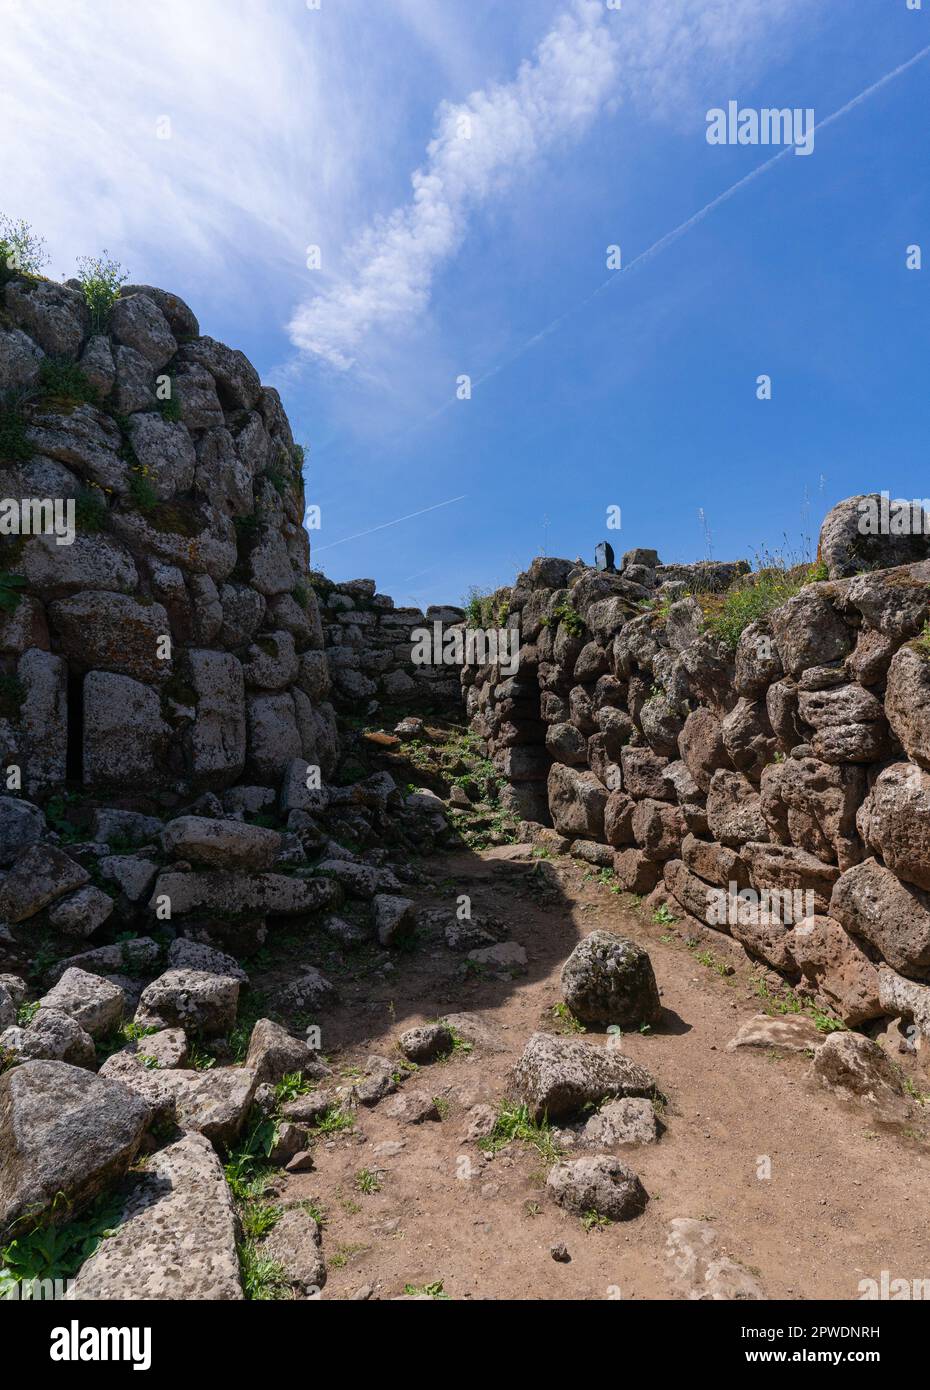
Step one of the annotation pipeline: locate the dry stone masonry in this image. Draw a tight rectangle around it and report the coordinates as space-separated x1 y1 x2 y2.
314 576 465 715
463 504 930 1037
1 273 338 798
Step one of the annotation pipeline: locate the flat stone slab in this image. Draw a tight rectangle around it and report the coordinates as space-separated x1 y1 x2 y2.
726 1013 825 1053
67 1133 242 1300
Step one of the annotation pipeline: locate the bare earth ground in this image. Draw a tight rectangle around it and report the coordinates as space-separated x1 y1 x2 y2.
256 846 929 1302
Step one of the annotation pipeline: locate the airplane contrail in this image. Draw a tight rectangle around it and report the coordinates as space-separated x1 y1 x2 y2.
374 41 930 441
469 41 930 393
311 494 468 553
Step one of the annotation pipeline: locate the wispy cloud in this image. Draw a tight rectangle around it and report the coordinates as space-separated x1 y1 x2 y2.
288 0 807 371
0 0 393 316
289 0 620 369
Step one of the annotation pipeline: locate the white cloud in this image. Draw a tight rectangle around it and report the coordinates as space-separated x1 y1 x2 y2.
288 0 806 371
289 0 619 368
0 0 389 313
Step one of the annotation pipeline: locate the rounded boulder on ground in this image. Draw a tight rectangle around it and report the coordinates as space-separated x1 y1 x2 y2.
546 1154 648 1221
560 930 662 1027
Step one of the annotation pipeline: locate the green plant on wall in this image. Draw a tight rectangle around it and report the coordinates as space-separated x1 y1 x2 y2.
75 251 128 332
0 214 48 280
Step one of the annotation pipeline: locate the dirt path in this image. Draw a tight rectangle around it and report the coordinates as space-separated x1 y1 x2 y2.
267 847 930 1301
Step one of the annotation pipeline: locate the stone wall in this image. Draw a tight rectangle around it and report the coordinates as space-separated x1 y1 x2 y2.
464 499 930 1034
315 576 466 716
0 274 337 802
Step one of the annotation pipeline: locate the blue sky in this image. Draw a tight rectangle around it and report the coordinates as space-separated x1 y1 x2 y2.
4 0 928 605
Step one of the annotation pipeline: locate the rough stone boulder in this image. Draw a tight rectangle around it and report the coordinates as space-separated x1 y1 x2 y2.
260 1204 325 1296
678 708 730 792
0 1008 96 1069
856 761 930 891
706 769 768 848
885 646 930 772
160 815 282 870
0 843 88 923
38 968 125 1040
99 1052 259 1146
547 763 609 839
681 834 748 890
135 969 239 1037
612 848 662 895
398 1022 455 1063
383 1090 441 1123
770 589 853 677
581 1097 658 1147
148 870 339 918
47 592 170 681
245 1018 329 1085
786 916 882 1026
734 619 783 698
809 1031 909 1118
67 1133 242 1300
845 567 930 649
82 672 170 788
0 796 45 867
5 277 89 355
312 859 383 899
663 859 721 926
602 790 635 846
513 1032 658 1123
167 937 247 983
632 798 685 861
818 494 930 578
0 1061 150 1237
373 894 416 947
677 633 736 712
546 1155 648 1221
109 292 177 367
545 722 588 766
47 884 115 938
877 968 930 1048
760 756 864 867
620 746 676 801
830 858 930 978
720 697 776 775
797 683 889 764
726 1013 825 1053
740 841 840 917
665 1217 765 1300
640 694 685 758
560 931 662 1028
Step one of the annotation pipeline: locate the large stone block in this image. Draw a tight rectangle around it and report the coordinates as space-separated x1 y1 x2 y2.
49 592 170 680
831 857 930 978
547 764 608 839
188 650 246 789
17 648 67 795
0 1061 149 1238
83 672 169 788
